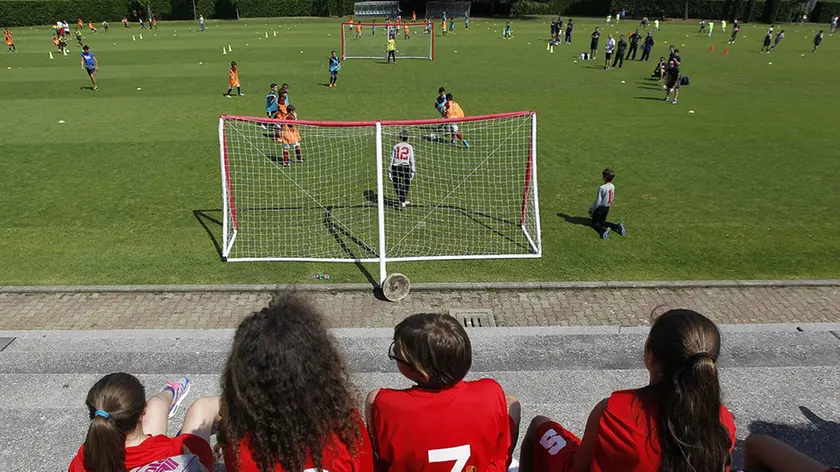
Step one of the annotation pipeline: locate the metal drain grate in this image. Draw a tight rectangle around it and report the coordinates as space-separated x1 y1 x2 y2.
450 310 496 328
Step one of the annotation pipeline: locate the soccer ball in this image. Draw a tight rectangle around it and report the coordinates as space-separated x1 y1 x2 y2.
430 132 438 141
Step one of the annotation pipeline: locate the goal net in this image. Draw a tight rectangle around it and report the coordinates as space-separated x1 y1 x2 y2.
219 112 541 281
426 1 471 18
342 22 434 60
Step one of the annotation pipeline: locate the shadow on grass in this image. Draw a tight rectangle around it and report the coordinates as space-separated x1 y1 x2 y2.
557 212 600 235
634 96 667 101
193 210 224 260
731 406 840 467
322 202 384 297
79 86 95 91
317 83 331 87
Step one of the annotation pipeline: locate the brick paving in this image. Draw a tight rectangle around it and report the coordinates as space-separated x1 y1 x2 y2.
0 285 838 330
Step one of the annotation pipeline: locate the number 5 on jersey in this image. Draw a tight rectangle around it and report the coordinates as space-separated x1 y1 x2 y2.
428 445 471 472
540 428 568 455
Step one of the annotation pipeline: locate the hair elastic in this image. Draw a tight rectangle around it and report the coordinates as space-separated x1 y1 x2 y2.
94 410 110 419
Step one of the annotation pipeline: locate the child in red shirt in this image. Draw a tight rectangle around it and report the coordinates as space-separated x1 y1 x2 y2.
520 309 736 472
68 374 218 472
366 313 521 472
218 294 373 472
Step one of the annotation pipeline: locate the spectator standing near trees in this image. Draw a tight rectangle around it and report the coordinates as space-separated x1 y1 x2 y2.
590 27 600 60
628 30 641 59
565 19 573 43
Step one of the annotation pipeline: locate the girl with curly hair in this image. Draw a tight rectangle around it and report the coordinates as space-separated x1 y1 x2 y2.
519 309 736 472
219 294 373 472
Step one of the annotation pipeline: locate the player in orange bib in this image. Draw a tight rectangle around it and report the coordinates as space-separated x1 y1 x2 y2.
77 18 83 29
443 94 469 148
224 61 243 98
441 18 447 35
403 24 410 39
356 22 362 39
4 28 15 52
88 21 97 33
412 11 417 21
279 105 303 166
348 16 354 31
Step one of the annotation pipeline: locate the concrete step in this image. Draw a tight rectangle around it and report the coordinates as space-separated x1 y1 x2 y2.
1 326 838 471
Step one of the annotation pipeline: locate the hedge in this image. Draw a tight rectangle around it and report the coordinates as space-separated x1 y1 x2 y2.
0 0 128 26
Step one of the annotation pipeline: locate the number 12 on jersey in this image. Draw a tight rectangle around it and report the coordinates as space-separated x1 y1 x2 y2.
428 445 471 472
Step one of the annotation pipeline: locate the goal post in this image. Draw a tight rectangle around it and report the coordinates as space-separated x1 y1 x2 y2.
219 112 541 283
341 22 434 60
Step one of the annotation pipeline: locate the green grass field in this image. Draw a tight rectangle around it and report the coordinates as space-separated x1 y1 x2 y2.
1 17 838 285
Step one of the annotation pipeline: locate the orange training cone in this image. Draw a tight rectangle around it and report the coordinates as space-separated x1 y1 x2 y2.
709 44 714 51
723 47 728 55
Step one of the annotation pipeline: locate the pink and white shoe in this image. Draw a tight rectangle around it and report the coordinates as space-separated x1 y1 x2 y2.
162 377 191 419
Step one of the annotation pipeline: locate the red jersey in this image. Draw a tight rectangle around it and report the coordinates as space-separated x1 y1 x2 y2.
223 415 374 472
591 389 736 472
533 389 736 472
68 434 212 472
370 379 510 472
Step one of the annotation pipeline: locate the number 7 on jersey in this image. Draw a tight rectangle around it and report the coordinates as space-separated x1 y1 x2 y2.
428 445 471 472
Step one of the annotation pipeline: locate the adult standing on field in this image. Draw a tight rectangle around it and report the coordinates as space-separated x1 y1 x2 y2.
565 19 574 43
604 34 615 69
80 45 98 90
590 27 601 60
640 31 654 61
389 130 415 208
628 30 641 59
199 15 205 32
613 35 627 68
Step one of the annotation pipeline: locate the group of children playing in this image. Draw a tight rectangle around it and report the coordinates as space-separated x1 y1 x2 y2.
66 293 836 472
263 81 303 166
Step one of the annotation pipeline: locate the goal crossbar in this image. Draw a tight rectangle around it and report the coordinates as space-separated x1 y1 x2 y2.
341 21 434 60
219 111 541 284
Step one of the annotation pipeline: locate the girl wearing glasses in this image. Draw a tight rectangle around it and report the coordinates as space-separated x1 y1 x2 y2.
366 313 520 472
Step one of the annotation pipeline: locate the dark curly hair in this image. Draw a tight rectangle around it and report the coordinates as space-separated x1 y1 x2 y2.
218 293 361 472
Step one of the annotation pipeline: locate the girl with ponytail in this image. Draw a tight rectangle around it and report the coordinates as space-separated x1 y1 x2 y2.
68 373 218 472
520 309 736 472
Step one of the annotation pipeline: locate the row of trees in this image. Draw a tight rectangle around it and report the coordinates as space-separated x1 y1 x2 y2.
0 0 835 27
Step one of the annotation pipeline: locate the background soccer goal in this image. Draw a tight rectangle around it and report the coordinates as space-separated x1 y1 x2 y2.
341 22 434 60
219 112 541 284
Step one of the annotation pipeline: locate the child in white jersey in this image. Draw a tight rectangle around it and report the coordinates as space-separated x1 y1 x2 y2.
589 168 626 240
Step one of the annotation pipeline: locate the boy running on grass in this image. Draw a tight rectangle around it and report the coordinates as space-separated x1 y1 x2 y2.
404 24 410 39
80 45 98 90
813 30 824 52
102 21 109 32
356 22 362 39
329 50 341 87
441 18 447 35
589 168 625 240
760 31 772 53
771 30 784 50
74 29 83 47
88 21 97 34
504 22 512 38
224 61 243 97
4 28 15 52
444 93 470 148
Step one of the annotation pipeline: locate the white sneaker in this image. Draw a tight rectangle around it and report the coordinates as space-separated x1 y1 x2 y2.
404 200 410 205
238 92 245 96
400 202 406 208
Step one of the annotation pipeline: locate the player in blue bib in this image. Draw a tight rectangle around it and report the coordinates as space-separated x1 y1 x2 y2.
329 50 341 88
80 45 98 90
265 83 279 118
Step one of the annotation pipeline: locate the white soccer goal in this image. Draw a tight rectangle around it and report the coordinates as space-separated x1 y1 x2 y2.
342 22 434 60
219 112 541 284
353 0 400 17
